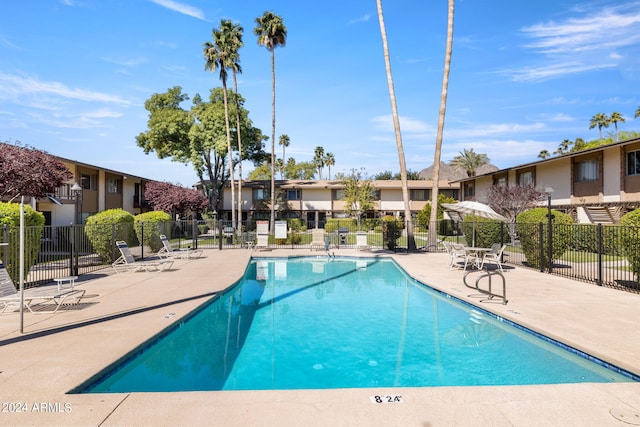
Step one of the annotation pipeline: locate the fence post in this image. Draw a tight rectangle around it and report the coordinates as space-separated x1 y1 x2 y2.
192 218 197 249
539 222 545 273
140 222 144 259
218 219 223 250
111 223 116 263
597 223 603 286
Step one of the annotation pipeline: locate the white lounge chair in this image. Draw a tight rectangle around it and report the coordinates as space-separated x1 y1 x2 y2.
310 229 326 251
0 260 85 314
112 241 174 273
158 235 203 259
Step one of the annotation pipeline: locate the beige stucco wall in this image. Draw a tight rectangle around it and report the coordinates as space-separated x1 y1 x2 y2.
602 148 621 203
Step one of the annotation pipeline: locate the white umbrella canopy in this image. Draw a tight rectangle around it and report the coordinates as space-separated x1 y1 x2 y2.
442 201 507 246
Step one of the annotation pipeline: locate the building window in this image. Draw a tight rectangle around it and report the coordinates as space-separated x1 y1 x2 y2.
463 182 474 198
81 173 96 190
285 189 301 200
518 171 534 186
492 174 507 186
575 159 598 182
410 189 430 201
253 188 269 200
627 150 640 176
107 177 121 194
333 189 345 200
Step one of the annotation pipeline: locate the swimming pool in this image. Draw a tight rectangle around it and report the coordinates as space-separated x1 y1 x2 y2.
78 257 636 393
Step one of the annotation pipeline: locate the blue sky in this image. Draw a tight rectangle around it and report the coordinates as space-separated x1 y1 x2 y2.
1 0 640 186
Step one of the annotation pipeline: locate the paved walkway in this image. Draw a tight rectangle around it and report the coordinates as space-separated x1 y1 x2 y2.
1 248 639 426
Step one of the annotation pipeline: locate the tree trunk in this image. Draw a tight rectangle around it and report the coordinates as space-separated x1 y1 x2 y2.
376 0 415 251
233 72 244 234
429 0 455 249
222 79 236 232
270 48 276 233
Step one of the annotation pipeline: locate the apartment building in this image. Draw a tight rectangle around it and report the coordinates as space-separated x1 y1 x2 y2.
455 136 640 224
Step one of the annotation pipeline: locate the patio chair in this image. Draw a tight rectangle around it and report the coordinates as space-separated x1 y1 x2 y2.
310 229 326 251
0 260 85 314
112 241 174 273
450 243 475 271
481 243 506 273
158 235 203 259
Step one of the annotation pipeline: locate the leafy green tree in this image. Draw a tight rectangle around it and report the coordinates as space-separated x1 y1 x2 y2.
284 159 316 179
254 11 287 232
341 168 376 229
136 87 267 212
373 170 394 180
450 148 488 177
609 111 625 142
589 113 610 141
376 0 415 251
416 193 456 228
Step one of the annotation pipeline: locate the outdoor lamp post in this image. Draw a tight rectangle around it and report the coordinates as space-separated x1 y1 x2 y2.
71 183 82 276
544 186 554 274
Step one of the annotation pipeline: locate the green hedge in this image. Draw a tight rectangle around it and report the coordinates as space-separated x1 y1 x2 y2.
516 208 573 270
382 216 403 251
325 218 356 232
460 216 506 248
134 211 172 252
85 209 136 263
0 202 45 285
620 209 640 279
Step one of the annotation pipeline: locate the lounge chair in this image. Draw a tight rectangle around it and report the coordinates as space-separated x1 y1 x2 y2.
481 243 506 273
450 243 475 270
310 229 326 251
0 260 85 314
112 241 174 273
158 235 203 259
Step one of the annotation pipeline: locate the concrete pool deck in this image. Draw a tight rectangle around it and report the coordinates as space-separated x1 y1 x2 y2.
1 248 640 426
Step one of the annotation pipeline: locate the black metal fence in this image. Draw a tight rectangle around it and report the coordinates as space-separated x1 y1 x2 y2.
1 219 639 293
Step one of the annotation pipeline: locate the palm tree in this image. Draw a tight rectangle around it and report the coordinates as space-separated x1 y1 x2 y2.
450 148 488 177
324 152 335 180
609 112 625 141
204 22 236 231
589 113 610 141
278 134 290 179
254 11 287 232
538 149 550 159
376 0 415 251
215 20 245 233
313 146 325 179
635 106 640 119
428 0 454 249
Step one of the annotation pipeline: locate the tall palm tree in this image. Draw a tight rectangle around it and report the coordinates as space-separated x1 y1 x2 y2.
609 111 625 141
428 0 454 249
204 22 236 230
278 134 290 179
589 113 610 141
313 146 325 179
254 11 287 232
635 106 640 119
324 152 335 180
376 0 415 251
217 20 245 233
450 148 487 177
538 149 550 159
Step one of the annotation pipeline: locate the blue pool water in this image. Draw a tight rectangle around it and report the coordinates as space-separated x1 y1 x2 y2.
80 257 635 393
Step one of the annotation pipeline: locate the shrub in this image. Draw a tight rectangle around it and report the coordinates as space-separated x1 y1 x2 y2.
516 208 573 270
325 218 356 232
620 209 640 279
0 202 45 285
569 224 620 256
382 215 402 251
460 216 508 248
134 211 172 252
85 209 135 263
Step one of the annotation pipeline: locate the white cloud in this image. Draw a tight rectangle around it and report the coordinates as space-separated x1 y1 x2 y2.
150 0 205 20
371 115 432 133
348 14 372 25
0 72 130 105
510 61 616 82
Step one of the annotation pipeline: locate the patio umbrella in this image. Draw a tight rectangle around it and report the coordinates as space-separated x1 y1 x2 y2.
442 201 507 247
